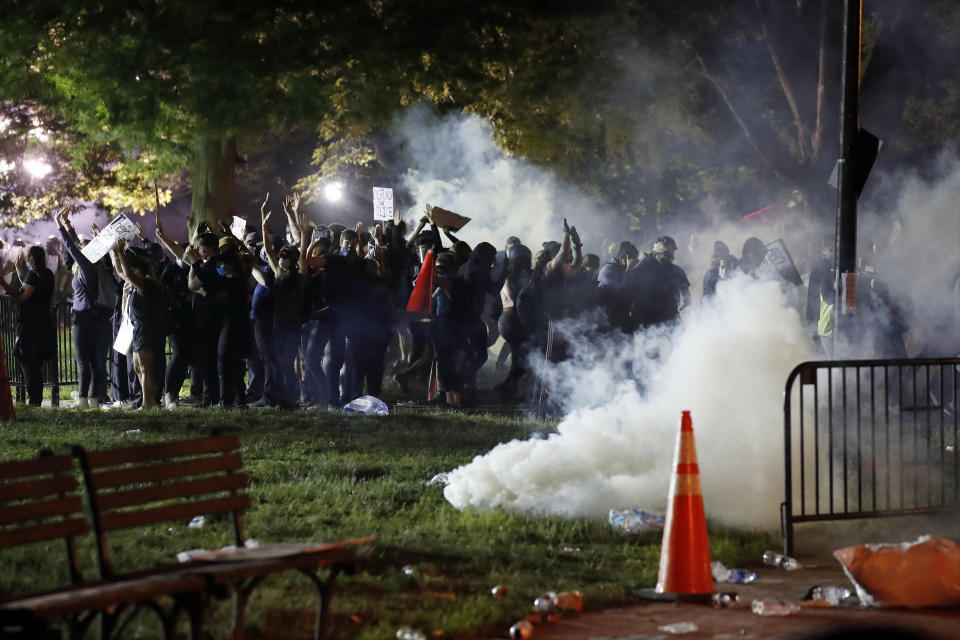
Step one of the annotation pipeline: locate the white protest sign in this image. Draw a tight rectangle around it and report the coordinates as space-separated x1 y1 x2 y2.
764 238 803 286
231 216 248 239
81 213 140 263
372 187 394 222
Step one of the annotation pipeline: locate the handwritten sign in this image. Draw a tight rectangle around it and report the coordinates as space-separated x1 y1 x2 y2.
428 205 471 232
373 187 394 222
81 213 139 263
764 238 803 287
231 216 248 239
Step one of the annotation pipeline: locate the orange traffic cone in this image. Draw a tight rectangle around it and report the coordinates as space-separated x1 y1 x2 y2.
0 330 15 420
406 249 436 314
655 410 712 598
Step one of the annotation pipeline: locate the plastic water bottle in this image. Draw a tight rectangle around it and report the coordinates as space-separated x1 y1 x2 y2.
396 627 426 640
712 592 739 607
509 620 533 640
762 550 802 570
554 590 583 611
711 561 757 584
806 585 852 605
533 592 556 611
751 600 802 616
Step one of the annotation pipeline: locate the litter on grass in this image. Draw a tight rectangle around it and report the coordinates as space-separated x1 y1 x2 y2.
608 508 665 533
343 395 390 416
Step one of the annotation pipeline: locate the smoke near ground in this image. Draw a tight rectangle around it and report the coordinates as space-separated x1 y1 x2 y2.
444 275 813 530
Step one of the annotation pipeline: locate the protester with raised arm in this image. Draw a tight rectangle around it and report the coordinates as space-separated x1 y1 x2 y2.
260 192 309 408
110 240 163 409
55 206 114 409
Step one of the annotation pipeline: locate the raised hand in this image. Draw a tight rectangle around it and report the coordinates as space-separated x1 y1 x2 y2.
570 225 582 248
90 222 101 236
135 221 147 241
374 224 384 246
283 192 301 215
260 192 271 222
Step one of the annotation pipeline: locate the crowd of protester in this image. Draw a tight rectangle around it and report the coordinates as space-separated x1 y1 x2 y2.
0 195 925 410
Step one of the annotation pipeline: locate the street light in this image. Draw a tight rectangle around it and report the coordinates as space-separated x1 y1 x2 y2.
323 181 344 202
23 158 52 179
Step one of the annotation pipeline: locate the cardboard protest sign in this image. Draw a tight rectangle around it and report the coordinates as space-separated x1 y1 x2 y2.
428 205 471 232
81 213 140 263
231 216 248 239
764 238 803 286
373 187 394 222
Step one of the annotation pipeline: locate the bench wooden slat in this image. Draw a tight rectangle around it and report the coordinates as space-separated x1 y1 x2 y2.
0 496 84 526
0 476 78 502
0 455 72 480
90 453 244 489
99 494 251 532
0 518 87 548
98 474 249 510
83 435 241 468
1 573 208 619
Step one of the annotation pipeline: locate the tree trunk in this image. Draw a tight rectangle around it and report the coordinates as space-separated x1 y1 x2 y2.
188 135 237 239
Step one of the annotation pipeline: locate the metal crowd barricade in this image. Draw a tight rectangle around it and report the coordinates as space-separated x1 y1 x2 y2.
782 358 960 555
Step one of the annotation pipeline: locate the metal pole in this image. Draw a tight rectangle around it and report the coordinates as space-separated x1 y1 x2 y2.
834 0 862 351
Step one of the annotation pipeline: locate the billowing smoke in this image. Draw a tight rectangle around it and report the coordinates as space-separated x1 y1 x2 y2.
395 107 611 249
444 275 813 530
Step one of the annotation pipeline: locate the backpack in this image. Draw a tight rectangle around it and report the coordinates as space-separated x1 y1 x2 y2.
515 271 545 327
93 261 119 312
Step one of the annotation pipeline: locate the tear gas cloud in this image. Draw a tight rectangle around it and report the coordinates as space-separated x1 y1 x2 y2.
444 276 813 530
395 107 609 250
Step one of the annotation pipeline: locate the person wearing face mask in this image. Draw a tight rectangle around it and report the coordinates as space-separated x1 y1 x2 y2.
625 235 691 329
701 240 738 301
1 244 56 406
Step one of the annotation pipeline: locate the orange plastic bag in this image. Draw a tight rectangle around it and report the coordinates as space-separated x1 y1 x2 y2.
833 536 960 608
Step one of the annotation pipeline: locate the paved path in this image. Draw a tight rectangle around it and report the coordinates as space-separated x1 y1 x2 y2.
526 557 960 640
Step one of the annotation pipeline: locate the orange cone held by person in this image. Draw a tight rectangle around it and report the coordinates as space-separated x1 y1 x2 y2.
406 249 436 314
656 410 713 596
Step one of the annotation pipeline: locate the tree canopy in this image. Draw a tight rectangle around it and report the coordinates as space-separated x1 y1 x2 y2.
0 0 956 234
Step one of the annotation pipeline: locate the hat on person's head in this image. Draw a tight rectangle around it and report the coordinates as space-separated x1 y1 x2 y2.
197 233 218 248
278 244 299 260
244 231 262 246
218 236 236 250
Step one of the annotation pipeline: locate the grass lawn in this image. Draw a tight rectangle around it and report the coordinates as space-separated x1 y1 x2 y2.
0 404 778 639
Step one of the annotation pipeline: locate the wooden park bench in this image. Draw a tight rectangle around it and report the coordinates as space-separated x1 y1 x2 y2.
72 434 369 640
0 452 208 639
0 435 370 639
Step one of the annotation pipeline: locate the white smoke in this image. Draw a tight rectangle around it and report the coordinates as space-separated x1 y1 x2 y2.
395 107 609 249
444 274 813 530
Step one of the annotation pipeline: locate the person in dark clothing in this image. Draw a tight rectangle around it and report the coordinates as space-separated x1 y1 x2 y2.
55 208 114 409
1 245 56 406
111 241 163 409
432 252 475 407
259 192 309 408
701 240 737 300
597 240 639 332
494 243 532 400
186 233 222 406
625 236 691 329
457 242 503 404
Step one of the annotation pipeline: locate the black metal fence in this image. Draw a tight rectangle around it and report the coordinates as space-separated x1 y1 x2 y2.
1 294 79 405
782 358 960 554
